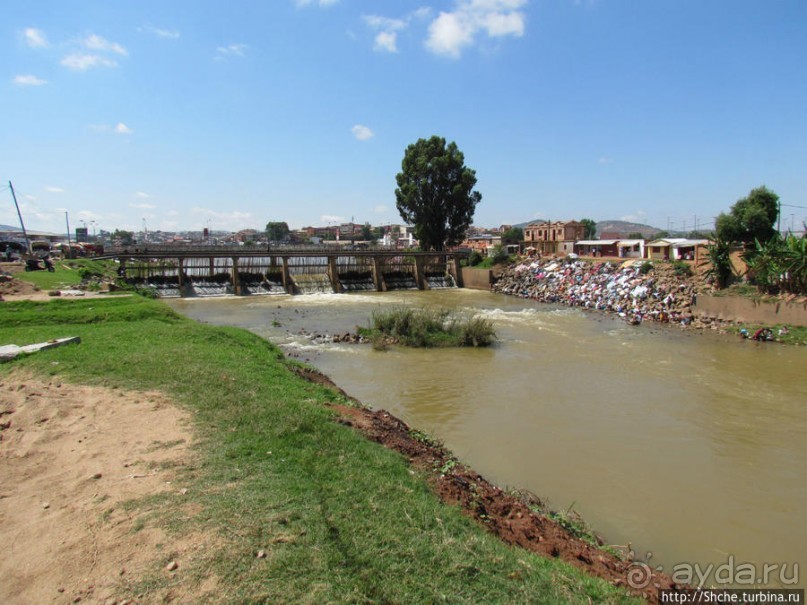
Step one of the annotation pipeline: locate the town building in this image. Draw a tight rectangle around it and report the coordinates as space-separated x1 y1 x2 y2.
524 220 585 256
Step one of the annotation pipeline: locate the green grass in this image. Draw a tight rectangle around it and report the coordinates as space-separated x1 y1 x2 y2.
0 296 637 604
9 258 119 292
361 306 497 348
726 323 807 346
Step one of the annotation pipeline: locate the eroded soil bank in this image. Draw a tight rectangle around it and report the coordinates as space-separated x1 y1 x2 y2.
293 366 682 603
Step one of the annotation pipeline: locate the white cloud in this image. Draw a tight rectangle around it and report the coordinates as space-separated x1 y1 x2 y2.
295 0 339 7
59 33 128 71
363 9 431 53
216 44 247 58
373 205 388 214
598 156 613 164
191 207 253 230
363 15 408 31
13 74 47 86
425 0 527 59
115 123 133 135
135 191 150 199
23 27 48 48
374 31 398 52
620 211 648 223
321 214 346 224
140 25 180 40
426 12 474 58
83 33 128 56
61 53 118 71
45 186 65 193
351 124 375 141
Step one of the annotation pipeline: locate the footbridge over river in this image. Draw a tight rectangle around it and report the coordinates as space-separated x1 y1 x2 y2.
101 246 467 297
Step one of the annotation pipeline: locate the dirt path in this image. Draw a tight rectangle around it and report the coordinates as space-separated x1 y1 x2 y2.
0 372 194 605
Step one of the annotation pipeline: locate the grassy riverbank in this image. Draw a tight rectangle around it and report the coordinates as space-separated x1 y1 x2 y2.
0 296 637 603
2 258 119 292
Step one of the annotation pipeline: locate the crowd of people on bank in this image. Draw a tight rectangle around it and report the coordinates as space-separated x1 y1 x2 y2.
492 258 700 327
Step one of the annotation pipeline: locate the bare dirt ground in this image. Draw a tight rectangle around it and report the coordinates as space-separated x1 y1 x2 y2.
0 265 113 302
0 371 195 605
0 269 45 300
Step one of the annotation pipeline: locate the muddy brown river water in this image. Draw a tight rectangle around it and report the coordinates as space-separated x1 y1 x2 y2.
168 289 806 588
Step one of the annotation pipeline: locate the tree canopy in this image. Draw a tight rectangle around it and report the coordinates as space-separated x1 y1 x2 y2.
113 229 135 246
715 186 779 246
580 218 597 239
395 136 481 251
265 221 290 242
501 227 523 244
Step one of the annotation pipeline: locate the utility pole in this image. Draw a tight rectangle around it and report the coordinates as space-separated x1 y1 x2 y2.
777 201 781 233
65 212 72 258
8 181 31 254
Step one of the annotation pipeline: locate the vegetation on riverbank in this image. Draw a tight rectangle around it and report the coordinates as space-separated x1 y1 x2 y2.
3 258 121 292
0 296 636 603
360 305 497 348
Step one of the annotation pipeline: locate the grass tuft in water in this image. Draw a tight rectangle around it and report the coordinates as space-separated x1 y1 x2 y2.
361 305 496 348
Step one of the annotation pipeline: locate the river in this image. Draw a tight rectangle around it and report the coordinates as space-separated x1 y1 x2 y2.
167 289 806 587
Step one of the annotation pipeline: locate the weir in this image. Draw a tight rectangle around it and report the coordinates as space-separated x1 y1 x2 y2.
104 246 466 297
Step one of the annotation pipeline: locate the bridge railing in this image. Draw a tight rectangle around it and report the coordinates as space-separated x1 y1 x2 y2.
105 244 469 257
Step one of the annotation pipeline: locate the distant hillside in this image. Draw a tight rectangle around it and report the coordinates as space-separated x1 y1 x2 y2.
510 219 661 238
0 225 22 232
512 219 545 228
595 220 661 238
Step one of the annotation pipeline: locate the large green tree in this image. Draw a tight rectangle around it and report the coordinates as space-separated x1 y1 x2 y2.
715 186 779 246
580 218 597 239
501 227 523 244
265 221 290 242
395 136 482 251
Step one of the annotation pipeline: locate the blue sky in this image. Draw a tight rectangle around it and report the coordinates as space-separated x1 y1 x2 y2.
2 0 806 235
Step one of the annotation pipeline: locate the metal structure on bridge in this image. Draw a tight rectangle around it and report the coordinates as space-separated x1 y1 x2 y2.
103 246 466 297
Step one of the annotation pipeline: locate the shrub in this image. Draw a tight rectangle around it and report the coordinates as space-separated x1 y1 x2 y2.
367 306 495 348
489 245 510 265
671 260 693 277
701 237 734 289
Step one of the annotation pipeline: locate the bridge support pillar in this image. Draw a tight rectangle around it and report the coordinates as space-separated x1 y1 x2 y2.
177 258 186 296
282 257 293 294
371 256 385 292
327 256 342 293
449 254 464 288
231 257 241 295
413 257 427 290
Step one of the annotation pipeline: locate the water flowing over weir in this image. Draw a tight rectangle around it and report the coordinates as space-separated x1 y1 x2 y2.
106 246 464 297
